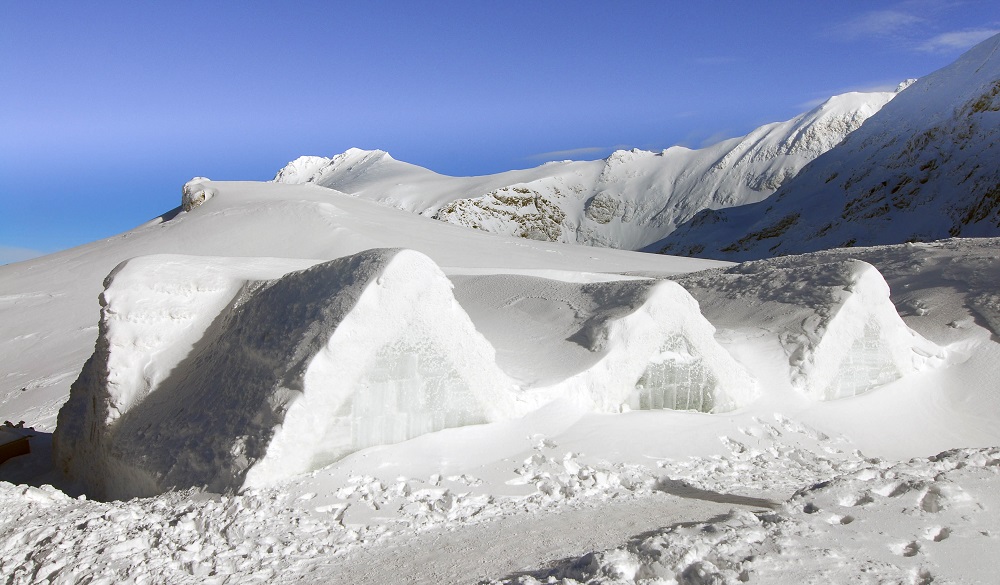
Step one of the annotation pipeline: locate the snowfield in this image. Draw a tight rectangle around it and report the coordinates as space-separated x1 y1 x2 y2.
3 36 1000 585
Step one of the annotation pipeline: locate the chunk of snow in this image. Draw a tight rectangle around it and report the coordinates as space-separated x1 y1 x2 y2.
181 177 216 211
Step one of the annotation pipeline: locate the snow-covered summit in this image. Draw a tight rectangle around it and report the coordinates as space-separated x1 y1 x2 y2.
273 88 898 250
272 148 399 185
658 33 1000 260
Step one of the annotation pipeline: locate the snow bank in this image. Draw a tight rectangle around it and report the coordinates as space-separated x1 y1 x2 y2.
537 279 757 413
54 249 517 499
678 258 946 400
181 177 216 211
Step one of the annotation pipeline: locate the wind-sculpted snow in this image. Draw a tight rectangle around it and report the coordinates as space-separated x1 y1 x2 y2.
676 258 947 400
273 89 896 251
660 33 1000 260
53 249 518 499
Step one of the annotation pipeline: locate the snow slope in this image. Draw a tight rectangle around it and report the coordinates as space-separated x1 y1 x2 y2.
274 87 897 250
658 33 1000 260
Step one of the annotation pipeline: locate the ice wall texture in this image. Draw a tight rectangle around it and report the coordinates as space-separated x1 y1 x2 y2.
676 258 947 401
580 279 758 412
54 249 516 499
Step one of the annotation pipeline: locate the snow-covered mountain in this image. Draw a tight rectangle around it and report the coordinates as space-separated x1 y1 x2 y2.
657 33 1000 260
274 88 898 250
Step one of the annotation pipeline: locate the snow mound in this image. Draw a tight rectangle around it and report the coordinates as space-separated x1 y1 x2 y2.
539 279 758 413
53 249 517 499
677 258 947 400
181 177 216 211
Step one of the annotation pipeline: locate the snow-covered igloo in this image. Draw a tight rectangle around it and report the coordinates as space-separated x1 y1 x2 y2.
449 274 758 415
54 249 517 499
677 258 947 401
556 279 758 413
790 261 947 400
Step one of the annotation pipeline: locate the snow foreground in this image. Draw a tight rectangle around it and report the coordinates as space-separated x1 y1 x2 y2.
494 446 1000 585
273 87 897 250
54 248 755 499
3 427 998 584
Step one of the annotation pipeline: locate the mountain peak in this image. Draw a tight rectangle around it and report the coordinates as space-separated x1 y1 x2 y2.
272 149 394 184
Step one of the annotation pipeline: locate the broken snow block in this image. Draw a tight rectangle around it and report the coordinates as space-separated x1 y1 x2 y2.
544 279 757 414
181 177 215 211
54 249 515 499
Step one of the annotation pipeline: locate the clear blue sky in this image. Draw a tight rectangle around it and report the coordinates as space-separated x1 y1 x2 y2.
3 1 999 262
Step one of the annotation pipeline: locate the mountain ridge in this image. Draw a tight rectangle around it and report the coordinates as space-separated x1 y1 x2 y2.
657 33 1000 260
273 88 901 250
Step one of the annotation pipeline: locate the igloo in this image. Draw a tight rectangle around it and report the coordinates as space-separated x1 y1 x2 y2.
450 274 757 415
555 279 757 413
54 249 516 499
793 262 946 401
676 258 947 401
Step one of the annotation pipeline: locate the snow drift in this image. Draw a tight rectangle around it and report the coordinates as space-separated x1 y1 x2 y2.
53 249 518 499
676 258 947 400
